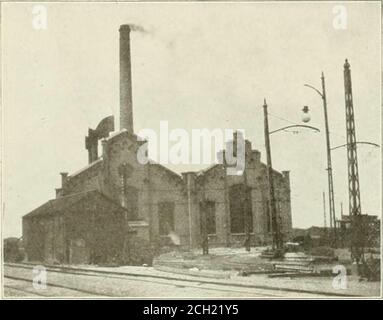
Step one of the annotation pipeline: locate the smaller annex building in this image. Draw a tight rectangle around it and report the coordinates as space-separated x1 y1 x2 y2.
22 190 128 264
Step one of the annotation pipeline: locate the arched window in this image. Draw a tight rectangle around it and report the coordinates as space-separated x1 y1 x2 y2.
229 184 253 233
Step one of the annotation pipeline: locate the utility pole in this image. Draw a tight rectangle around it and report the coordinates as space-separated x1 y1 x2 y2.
263 99 282 250
323 191 327 228
340 201 344 246
261 100 320 251
343 59 364 264
304 73 337 246
323 191 329 245
321 73 337 245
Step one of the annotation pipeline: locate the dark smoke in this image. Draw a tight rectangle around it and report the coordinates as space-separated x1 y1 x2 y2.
130 24 148 34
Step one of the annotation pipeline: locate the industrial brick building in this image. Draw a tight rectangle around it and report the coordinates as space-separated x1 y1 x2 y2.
22 25 292 264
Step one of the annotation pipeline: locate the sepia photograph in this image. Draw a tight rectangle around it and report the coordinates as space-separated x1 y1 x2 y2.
0 1 381 301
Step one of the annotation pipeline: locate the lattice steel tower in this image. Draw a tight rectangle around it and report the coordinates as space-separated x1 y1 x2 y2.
343 59 364 262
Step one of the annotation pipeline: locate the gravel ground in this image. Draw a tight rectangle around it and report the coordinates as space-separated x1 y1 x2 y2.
4 246 380 298
4 262 380 298
153 247 381 297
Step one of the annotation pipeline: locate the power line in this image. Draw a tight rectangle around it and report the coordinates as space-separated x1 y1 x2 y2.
268 112 298 126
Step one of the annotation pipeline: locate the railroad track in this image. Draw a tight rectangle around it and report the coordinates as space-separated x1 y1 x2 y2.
4 262 357 298
4 263 279 297
4 284 47 297
4 275 110 297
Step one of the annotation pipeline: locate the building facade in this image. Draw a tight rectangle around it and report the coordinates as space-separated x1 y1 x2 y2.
22 25 292 264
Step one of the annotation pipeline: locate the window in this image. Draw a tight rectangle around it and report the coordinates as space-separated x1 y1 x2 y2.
118 163 138 220
158 202 175 236
200 201 216 235
229 184 253 233
125 186 139 220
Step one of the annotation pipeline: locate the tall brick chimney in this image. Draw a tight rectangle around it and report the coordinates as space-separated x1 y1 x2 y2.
119 24 134 132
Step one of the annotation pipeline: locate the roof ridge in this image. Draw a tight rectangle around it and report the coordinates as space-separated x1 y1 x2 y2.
22 190 124 219
57 189 98 200
69 158 103 179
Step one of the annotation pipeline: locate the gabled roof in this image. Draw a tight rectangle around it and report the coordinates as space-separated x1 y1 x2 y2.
23 190 125 220
68 130 144 180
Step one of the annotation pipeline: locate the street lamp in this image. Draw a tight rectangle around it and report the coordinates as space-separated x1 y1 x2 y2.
263 99 320 251
304 72 338 247
302 106 311 123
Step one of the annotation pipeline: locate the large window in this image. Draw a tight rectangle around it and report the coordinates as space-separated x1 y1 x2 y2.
229 184 253 233
158 202 175 235
200 201 216 235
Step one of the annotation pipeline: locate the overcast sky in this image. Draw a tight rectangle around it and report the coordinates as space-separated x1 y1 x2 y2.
2 2 381 238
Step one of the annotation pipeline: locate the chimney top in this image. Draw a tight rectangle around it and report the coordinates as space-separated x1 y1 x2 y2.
60 172 69 188
119 24 131 32
344 59 350 69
